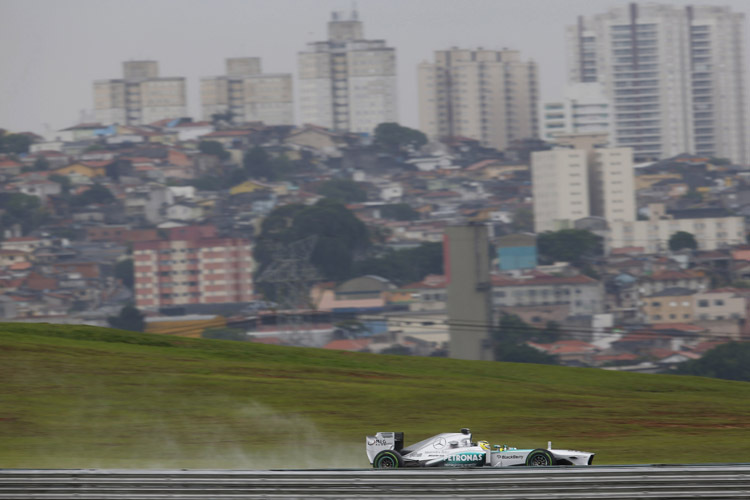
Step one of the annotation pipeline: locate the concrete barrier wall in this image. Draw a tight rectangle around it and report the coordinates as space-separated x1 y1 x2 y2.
1 464 749 499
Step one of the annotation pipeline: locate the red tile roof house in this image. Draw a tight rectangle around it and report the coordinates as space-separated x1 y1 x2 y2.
0 159 23 176
322 338 372 352
527 340 599 366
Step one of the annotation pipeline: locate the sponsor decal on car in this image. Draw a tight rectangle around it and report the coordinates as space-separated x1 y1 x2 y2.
367 438 388 446
446 453 485 464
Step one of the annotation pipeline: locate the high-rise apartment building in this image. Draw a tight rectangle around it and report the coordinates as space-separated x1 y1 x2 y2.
298 10 397 134
532 133 635 232
540 83 614 142
201 58 294 125
418 48 539 150
566 3 749 163
94 61 187 126
134 226 254 310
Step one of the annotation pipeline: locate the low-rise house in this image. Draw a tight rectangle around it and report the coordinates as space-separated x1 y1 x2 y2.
284 125 349 157
17 179 62 201
641 287 695 324
637 270 709 296
0 249 30 268
1 236 50 253
528 340 599 366
693 289 746 322
608 203 745 253
0 159 23 177
166 202 204 222
491 273 604 317
313 275 395 313
394 274 447 312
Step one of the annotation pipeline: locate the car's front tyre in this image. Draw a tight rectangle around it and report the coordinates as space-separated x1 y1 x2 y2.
373 450 403 469
525 449 556 466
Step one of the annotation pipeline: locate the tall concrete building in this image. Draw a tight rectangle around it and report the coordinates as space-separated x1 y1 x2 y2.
532 133 635 232
133 225 254 310
94 61 187 126
418 48 539 151
540 83 614 142
201 58 294 125
566 3 749 164
298 10 397 134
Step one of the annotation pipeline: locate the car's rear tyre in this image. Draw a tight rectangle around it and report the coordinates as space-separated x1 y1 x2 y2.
526 449 556 467
373 450 403 469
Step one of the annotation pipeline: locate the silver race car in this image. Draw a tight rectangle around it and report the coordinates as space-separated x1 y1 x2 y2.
366 428 594 468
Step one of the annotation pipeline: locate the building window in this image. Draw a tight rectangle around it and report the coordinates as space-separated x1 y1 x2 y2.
698 300 709 307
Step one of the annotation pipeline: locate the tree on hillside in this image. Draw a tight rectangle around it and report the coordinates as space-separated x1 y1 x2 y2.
537 229 602 265
114 259 134 289
315 179 368 203
242 146 295 181
0 192 48 236
380 203 419 221
107 305 145 332
491 314 559 365
0 131 32 154
199 140 230 161
511 207 534 232
254 199 370 284
31 157 50 172
374 122 427 155
353 242 443 285
70 183 116 207
48 174 72 195
675 342 750 381
669 231 698 251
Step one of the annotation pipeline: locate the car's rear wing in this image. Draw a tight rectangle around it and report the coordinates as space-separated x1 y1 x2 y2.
365 431 404 463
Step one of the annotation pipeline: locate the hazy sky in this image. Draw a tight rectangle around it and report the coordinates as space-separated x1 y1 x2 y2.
1 0 748 136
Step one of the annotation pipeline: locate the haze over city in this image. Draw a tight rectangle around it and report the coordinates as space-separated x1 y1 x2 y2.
1 0 748 135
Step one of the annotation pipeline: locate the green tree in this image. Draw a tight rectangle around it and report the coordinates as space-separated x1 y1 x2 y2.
676 342 750 381
107 305 145 332
199 140 231 161
0 193 48 236
511 207 534 232
374 122 427 155
537 229 602 265
0 131 32 154
32 157 50 171
243 146 273 180
48 174 72 195
669 231 698 251
114 259 134 289
254 199 370 283
315 179 368 203
491 314 559 364
380 203 419 221
353 242 443 285
70 183 116 207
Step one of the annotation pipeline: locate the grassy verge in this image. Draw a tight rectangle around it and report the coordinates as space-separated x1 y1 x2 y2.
1 322 749 469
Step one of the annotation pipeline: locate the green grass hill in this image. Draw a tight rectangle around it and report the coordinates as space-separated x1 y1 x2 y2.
1 322 749 469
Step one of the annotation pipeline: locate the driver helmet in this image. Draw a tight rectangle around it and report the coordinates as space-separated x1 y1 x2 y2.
478 440 491 451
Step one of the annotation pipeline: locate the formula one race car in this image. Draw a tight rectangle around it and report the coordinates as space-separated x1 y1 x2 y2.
366 428 594 468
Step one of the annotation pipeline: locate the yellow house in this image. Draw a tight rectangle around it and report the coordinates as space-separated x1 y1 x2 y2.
53 162 108 179
230 180 289 197
230 180 268 196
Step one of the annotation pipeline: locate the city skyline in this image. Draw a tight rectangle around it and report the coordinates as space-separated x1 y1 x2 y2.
1 0 748 137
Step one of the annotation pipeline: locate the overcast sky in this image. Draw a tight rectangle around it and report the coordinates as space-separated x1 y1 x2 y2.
1 0 748 137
